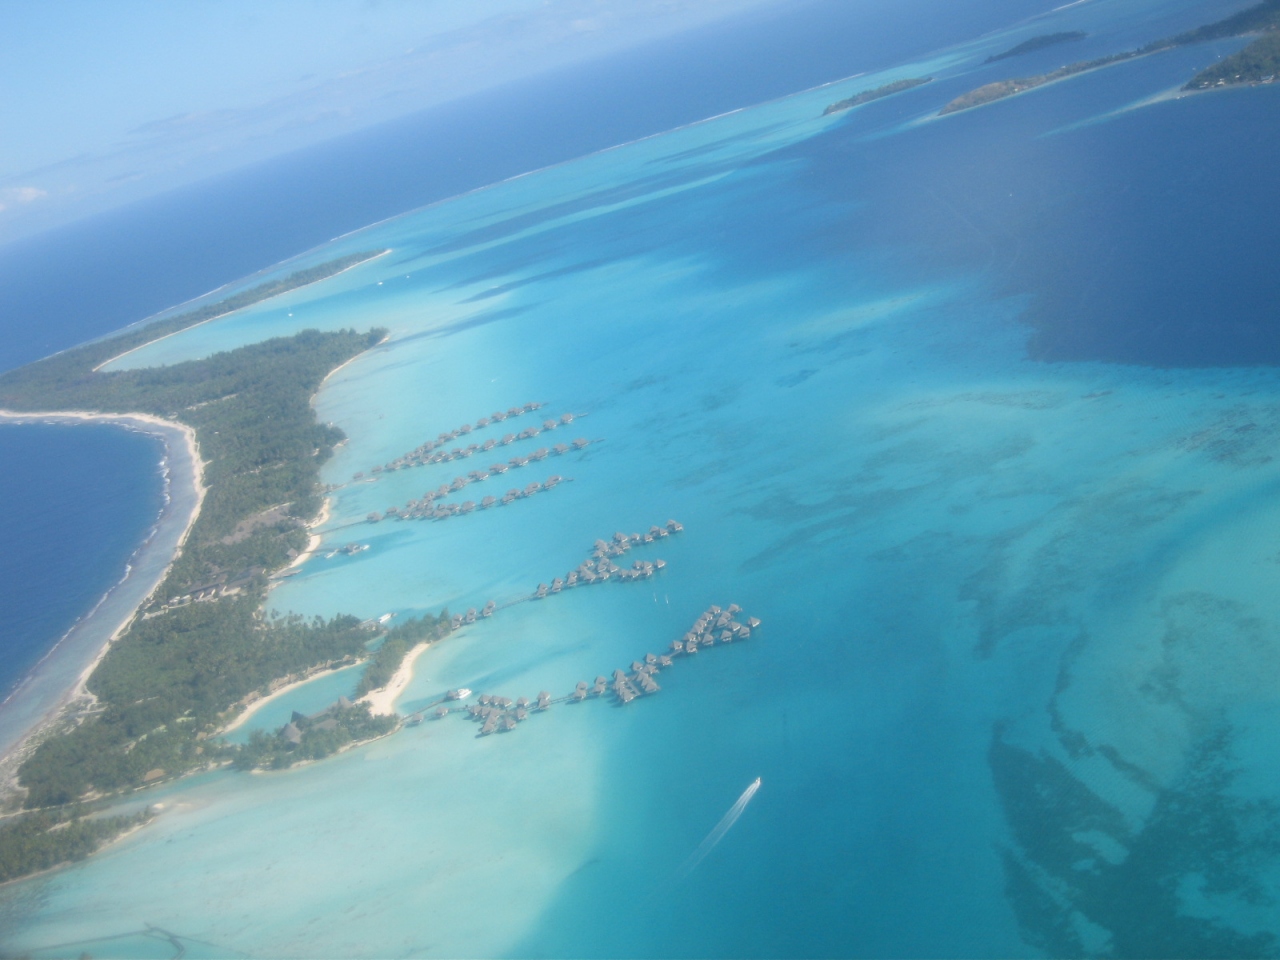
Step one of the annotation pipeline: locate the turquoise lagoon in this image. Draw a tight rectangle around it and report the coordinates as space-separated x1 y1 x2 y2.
6 2 1280 955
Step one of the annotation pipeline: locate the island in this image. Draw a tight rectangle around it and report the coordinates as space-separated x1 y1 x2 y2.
940 0 1280 115
984 31 1087 64
1185 30 1280 88
823 77 933 116
0 250 448 883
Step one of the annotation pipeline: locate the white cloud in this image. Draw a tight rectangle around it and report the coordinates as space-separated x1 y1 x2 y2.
7 186 46 203
0 185 47 212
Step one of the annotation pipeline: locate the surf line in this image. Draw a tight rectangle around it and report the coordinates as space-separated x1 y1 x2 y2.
677 776 762 878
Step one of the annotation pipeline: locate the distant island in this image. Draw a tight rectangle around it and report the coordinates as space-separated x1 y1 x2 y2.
985 31 1087 63
1185 30 1280 88
940 51 1132 115
941 0 1280 115
823 77 932 116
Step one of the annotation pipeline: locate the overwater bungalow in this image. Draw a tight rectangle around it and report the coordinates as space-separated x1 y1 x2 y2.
451 615 464 630
530 447 549 461
659 655 673 668
553 443 570 455
461 501 476 513
551 578 564 593
639 675 660 694
507 407 522 418
613 669 627 682
720 630 734 643
631 660 645 673
479 694 492 706
666 520 683 532
560 413 574 424
482 438 497 451
566 571 579 587
510 456 529 467
685 640 699 654
572 688 587 701
572 438 590 449
542 419 558 431
503 489 519 504
492 411 507 421
481 495 497 509
535 583 549 598
482 601 496 617
518 427 539 440
481 714 499 735
434 707 449 719
592 679 607 696
502 433 517 445
516 696 529 709
671 640 686 653
465 608 477 623
367 512 382 523
490 463 509 474
747 617 761 628
654 559 667 570
515 707 528 722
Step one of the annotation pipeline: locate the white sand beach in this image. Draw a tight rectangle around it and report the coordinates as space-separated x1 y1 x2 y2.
360 642 431 716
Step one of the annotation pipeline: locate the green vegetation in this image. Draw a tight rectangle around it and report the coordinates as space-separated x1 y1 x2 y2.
0 251 430 882
94 249 386 370
940 51 1133 114
822 77 932 116
236 704 398 770
355 612 451 697
0 807 150 883
985 31 1087 63
1186 30 1280 88
1149 0 1280 51
941 0 1280 115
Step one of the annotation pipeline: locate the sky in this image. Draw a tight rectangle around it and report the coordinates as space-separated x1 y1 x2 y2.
0 0 776 243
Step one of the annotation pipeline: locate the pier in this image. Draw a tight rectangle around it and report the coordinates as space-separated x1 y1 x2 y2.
353 403 592 482
423 600 761 738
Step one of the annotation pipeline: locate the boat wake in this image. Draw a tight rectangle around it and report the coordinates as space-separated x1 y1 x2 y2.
677 776 761 879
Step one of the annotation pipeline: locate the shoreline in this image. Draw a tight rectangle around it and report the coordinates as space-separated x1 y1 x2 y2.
0 410 205 795
91 249 392 373
218 659 363 737
280 497 331 577
360 642 431 716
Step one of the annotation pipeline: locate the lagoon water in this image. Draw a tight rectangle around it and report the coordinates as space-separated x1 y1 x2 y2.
5 0 1280 955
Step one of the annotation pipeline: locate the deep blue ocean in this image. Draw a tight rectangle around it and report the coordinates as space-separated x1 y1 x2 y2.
0 424 163 700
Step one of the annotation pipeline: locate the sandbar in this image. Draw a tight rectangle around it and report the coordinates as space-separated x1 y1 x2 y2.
360 642 431 716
